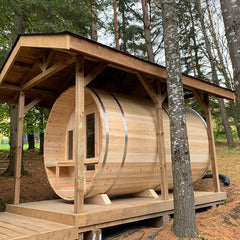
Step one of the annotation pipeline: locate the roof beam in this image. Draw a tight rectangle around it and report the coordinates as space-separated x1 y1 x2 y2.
21 56 75 91
69 34 234 100
136 73 158 104
84 62 108 86
24 98 41 114
0 40 22 85
0 84 21 91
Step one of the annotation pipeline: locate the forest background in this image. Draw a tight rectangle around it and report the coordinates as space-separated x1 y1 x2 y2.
0 0 239 153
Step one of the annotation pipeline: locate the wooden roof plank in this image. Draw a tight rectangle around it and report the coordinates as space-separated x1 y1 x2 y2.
0 40 22 85
20 34 70 49
69 34 234 100
0 32 235 102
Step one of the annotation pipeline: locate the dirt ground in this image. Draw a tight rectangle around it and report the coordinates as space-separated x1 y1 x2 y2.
1 144 240 239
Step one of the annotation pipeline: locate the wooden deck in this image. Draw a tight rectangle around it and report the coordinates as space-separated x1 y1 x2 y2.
0 212 78 240
4 191 226 238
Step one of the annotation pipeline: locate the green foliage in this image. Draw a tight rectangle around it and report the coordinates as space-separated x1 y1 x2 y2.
24 108 49 135
0 144 36 150
0 0 102 69
177 1 206 79
0 104 49 144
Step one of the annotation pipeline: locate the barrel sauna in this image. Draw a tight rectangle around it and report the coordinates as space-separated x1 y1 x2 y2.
44 86 209 200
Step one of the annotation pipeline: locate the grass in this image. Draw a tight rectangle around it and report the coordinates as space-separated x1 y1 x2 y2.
0 144 40 150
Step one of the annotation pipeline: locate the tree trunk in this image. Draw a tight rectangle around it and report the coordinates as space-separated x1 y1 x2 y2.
4 11 26 176
12 11 26 41
230 101 240 139
220 0 240 104
2 105 18 176
179 3 197 77
206 0 240 139
113 0 120 50
90 3 98 41
39 108 44 155
197 0 235 148
217 98 235 148
119 0 127 52
161 0 198 238
141 0 155 63
189 4 203 79
27 129 35 150
39 132 44 155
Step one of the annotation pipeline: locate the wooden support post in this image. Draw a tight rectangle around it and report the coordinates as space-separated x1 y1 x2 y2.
85 229 102 240
156 94 169 200
78 233 84 240
149 214 171 227
193 91 221 192
204 95 221 192
14 92 25 204
136 74 169 200
74 55 86 213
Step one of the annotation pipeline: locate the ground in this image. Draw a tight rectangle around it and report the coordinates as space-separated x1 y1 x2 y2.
0 144 240 239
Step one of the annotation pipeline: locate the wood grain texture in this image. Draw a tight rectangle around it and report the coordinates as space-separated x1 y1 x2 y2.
0 212 77 240
6 192 226 228
74 55 85 213
44 87 210 200
14 92 25 204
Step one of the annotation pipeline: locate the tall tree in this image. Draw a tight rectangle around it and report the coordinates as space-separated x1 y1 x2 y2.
141 0 154 62
197 0 235 148
3 9 26 176
205 0 240 139
177 1 205 79
90 2 98 41
220 0 240 104
113 0 120 49
160 0 198 237
111 0 147 58
25 110 35 150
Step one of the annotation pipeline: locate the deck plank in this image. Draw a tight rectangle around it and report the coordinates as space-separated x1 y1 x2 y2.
0 212 78 240
6 191 227 231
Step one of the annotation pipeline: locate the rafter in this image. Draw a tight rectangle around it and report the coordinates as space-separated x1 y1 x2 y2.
24 98 41 114
192 90 208 113
84 62 108 86
136 73 158 104
21 56 75 91
39 50 54 72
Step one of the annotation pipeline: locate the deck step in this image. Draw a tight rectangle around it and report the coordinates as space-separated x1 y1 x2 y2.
0 212 78 240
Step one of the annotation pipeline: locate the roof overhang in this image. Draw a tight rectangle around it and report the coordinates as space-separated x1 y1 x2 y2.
0 31 235 107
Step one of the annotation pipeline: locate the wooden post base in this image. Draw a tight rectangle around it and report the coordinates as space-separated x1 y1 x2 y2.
85 229 102 240
85 194 111 205
78 232 84 240
133 189 159 198
149 213 171 227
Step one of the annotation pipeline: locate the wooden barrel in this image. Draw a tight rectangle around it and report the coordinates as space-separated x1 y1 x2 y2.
44 86 209 200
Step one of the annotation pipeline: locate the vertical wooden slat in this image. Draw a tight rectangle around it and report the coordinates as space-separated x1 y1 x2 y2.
156 95 169 200
137 74 169 199
204 95 221 192
14 91 25 204
193 90 220 192
74 55 85 213
56 166 59 190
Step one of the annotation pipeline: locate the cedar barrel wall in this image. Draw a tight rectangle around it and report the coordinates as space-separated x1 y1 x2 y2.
44 86 210 200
